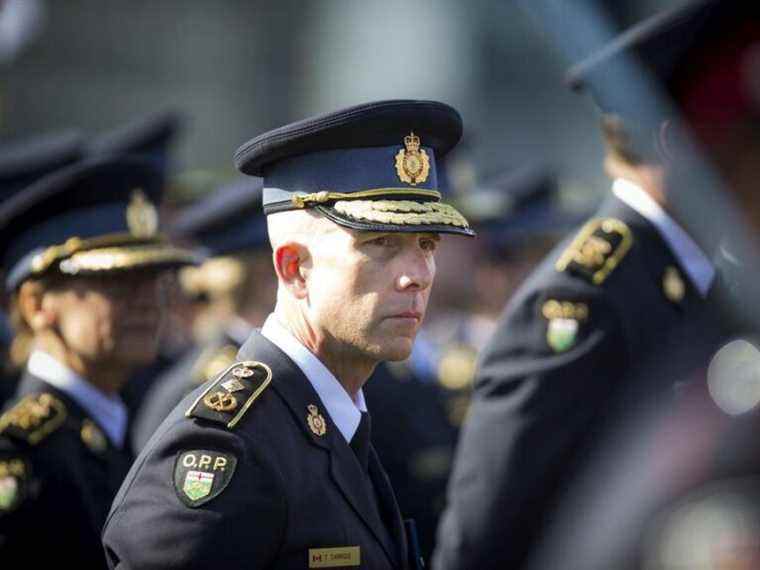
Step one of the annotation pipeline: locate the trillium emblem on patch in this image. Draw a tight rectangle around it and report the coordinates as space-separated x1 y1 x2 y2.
0 476 18 510
546 318 578 353
183 470 214 501
174 450 237 507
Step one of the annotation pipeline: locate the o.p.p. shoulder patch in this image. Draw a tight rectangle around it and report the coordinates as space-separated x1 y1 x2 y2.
174 449 238 508
555 218 633 285
186 360 273 429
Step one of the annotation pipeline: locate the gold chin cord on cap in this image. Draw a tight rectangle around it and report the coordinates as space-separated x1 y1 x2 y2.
290 188 441 209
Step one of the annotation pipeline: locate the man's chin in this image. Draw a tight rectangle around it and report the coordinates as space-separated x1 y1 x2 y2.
375 339 414 362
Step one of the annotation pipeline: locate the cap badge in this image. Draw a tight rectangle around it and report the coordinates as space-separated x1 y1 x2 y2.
395 132 430 186
126 189 159 238
307 404 327 437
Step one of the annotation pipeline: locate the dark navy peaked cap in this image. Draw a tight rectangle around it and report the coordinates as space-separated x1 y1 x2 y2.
0 130 85 197
89 109 184 179
170 177 268 257
0 156 199 291
567 0 760 125
234 100 474 236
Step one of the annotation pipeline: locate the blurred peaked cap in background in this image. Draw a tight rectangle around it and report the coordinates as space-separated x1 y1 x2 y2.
169 177 268 257
0 129 86 197
234 99 474 237
88 108 186 182
0 155 199 291
466 164 587 250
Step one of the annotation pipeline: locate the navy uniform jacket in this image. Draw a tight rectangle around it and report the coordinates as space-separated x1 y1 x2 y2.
434 196 724 569
0 373 132 568
103 330 409 569
365 362 456 563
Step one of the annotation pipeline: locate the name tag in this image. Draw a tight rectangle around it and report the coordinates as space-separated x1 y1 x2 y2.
308 546 361 567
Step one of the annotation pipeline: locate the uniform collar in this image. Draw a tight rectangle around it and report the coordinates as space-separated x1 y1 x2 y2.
612 178 715 297
27 350 128 448
260 314 366 443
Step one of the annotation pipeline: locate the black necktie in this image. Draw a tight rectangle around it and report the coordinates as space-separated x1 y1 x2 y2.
350 411 371 472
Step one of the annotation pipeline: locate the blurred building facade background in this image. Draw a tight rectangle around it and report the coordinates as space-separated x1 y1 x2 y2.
1 0 679 201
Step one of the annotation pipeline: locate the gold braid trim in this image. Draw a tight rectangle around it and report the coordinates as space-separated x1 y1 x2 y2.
291 188 441 208
30 233 163 274
333 199 470 228
58 245 198 274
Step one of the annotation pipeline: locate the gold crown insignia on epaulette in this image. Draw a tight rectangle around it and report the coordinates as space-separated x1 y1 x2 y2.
0 393 67 445
555 218 633 285
186 360 273 429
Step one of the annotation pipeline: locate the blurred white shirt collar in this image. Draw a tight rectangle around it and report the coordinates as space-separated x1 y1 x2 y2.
261 313 366 443
27 350 128 448
613 178 715 297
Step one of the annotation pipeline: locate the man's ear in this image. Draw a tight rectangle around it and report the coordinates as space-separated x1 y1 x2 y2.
273 243 310 299
17 280 56 332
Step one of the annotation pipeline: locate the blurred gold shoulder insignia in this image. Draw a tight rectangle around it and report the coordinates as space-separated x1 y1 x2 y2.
437 344 478 392
81 419 108 454
555 218 633 285
0 393 67 445
395 132 430 186
192 344 239 384
186 360 273 429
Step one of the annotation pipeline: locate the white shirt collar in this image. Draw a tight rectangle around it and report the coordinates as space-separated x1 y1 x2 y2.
27 350 128 448
260 314 366 443
612 178 715 297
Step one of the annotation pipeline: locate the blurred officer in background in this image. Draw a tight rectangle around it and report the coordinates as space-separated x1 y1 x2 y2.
0 130 88 407
435 2 732 565
517 2 760 568
103 99 473 569
87 109 188 419
0 155 197 567
131 176 276 451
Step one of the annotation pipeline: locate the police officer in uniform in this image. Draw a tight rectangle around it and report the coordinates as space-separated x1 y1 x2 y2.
87 109 188 419
0 155 198 566
102 99 474 569
434 12 728 565
511 3 760 568
0 130 88 407
131 177 274 451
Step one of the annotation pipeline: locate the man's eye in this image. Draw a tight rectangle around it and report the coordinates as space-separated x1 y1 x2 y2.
369 236 392 247
420 238 438 252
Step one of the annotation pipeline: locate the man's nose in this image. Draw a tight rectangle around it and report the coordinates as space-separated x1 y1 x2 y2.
397 250 434 292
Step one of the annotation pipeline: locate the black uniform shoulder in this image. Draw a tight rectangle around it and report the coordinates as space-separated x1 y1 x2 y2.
185 360 273 430
0 392 67 446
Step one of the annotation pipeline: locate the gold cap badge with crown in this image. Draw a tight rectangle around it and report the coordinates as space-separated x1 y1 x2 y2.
126 189 159 238
395 132 430 186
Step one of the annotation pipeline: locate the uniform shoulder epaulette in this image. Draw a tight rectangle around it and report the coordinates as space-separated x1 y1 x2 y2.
186 360 273 429
555 217 633 285
191 344 239 385
0 393 67 446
